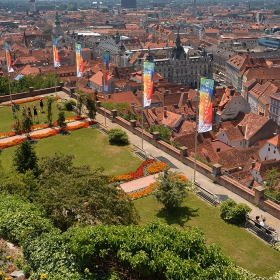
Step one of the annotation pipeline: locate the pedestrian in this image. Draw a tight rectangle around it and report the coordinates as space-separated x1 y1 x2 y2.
39 98 44 113
27 107 32 120
33 105 39 122
11 102 16 118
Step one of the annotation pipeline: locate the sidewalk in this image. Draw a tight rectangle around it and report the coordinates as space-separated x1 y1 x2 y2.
95 113 280 233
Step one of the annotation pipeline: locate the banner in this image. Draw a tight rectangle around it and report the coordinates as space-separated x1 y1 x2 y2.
52 37 60 68
75 43 84 77
103 50 110 91
198 77 214 133
143 61 155 107
4 41 14 73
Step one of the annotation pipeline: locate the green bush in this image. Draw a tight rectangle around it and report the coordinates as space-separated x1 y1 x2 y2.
108 129 129 145
220 199 252 225
64 100 76 111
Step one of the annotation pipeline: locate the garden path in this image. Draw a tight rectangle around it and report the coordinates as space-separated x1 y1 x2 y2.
120 174 159 193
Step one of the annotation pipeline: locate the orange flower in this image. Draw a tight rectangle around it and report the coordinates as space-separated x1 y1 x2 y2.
128 182 158 199
147 161 168 174
172 174 188 182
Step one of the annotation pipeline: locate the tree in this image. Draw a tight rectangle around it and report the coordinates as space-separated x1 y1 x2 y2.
21 115 33 135
36 153 139 230
150 124 171 141
57 111 67 131
153 168 190 210
220 199 251 225
84 93 97 120
47 96 54 125
108 129 129 145
13 140 39 176
266 167 280 191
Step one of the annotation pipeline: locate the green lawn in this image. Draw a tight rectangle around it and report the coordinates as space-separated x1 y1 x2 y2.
134 194 280 278
0 98 74 134
0 128 142 176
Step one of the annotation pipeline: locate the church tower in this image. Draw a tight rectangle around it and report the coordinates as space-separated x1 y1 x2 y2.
53 11 64 37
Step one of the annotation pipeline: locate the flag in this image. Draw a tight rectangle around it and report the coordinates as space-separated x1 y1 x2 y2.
75 43 84 77
143 61 155 107
52 37 60 68
103 50 110 91
4 41 14 73
198 77 214 133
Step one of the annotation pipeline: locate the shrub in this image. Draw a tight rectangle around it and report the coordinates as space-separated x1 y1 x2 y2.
64 100 76 111
108 129 129 145
220 199 252 225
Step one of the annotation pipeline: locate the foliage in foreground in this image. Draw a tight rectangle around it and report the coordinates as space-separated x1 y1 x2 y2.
0 194 265 280
220 199 252 225
1 152 140 231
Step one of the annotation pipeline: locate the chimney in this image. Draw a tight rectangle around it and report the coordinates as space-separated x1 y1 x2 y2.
185 91 189 99
251 160 256 169
164 109 167 117
115 88 119 93
108 94 111 99
165 89 169 95
180 87 184 92
152 107 156 114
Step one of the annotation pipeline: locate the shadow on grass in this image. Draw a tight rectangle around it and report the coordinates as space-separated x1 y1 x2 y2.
109 142 130 147
156 206 199 227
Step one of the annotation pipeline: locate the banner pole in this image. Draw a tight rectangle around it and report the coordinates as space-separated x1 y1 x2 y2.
141 60 144 150
194 75 200 183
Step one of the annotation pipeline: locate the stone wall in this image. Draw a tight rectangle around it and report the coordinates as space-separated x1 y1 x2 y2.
0 86 63 103
97 106 280 219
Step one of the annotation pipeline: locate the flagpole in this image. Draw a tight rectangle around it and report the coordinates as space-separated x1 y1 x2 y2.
141 60 144 149
4 41 13 102
102 63 106 127
194 74 200 183
8 73 12 102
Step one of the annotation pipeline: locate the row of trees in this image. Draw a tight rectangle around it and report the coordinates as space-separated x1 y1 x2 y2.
0 73 60 96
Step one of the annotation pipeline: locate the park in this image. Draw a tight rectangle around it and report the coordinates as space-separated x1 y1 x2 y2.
0 92 280 279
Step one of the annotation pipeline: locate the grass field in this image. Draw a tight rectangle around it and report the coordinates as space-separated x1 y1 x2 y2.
134 194 280 278
0 98 74 134
0 128 142 176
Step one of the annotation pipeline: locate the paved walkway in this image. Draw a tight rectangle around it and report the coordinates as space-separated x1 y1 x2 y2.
121 174 159 193
1 91 280 233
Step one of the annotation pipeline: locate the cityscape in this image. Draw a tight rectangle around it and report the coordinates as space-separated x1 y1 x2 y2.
1 0 280 279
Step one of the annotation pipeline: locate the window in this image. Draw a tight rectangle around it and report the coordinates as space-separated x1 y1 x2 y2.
268 148 270 151
274 151 276 154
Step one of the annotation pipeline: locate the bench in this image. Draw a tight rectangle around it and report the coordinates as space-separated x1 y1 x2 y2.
245 216 278 245
194 181 221 206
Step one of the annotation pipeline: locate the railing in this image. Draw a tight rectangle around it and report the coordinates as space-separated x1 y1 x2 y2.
194 181 221 206
264 193 280 205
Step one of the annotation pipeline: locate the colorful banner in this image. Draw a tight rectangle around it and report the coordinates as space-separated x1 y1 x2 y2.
143 61 155 107
52 37 60 68
103 50 110 92
75 43 84 77
4 41 14 73
198 77 214 133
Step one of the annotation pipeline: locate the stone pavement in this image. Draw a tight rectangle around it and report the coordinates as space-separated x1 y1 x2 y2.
121 174 159 193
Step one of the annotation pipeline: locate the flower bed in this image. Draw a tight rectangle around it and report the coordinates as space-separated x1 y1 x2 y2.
128 182 157 199
30 129 59 140
109 159 155 183
147 161 168 174
0 120 94 149
128 174 188 200
0 138 25 149
2 96 59 106
0 132 16 139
